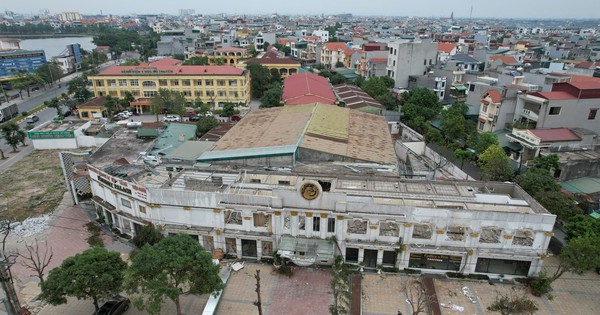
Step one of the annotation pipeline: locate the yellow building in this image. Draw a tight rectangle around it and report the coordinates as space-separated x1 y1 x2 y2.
242 48 301 78
207 47 251 65
88 62 251 113
76 96 107 120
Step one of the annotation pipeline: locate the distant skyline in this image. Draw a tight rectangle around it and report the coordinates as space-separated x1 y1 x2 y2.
3 0 600 19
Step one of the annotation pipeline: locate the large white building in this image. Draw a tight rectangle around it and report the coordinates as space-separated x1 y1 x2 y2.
387 40 438 89
86 104 555 277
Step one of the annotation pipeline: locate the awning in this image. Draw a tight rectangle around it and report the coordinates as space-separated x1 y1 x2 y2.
506 142 523 151
277 236 334 266
453 85 467 91
91 195 116 211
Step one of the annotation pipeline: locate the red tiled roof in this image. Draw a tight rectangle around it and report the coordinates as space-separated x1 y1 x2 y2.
438 42 457 54
568 81 600 90
369 58 387 63
277 39 295 45
148 58 182 67
77 96 107 108
282 73 336 105
530 128 581 142
98 65 244 76
303 36 320 41
574 61 599 69
487 90 502 103
323 42 348 51
490 55 518 64
530 91 577 100
568 75 600 84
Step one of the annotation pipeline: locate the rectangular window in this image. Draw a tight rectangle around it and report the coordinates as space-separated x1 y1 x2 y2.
118 79 127 86
158 79 168 86
588 109 597 120
121 198 131 208
478 121 485 130
194 80 202 86
424 59 427 65
170 80 179 86
312 216 320 232
327 218 335 233
224 210 242 225
549 106 561 115
182 80 191 86
253 213 267 227
139 205 146 213
143 91 157 98
130 80 138 86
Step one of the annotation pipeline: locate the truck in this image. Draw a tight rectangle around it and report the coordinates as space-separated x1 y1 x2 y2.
0 103 19 123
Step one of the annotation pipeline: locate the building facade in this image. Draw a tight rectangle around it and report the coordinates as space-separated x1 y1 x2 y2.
88 64 251 106
0 50 46 78
387 40 438 89
89 166 555 277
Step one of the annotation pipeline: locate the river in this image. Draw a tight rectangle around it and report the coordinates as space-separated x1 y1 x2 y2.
18 37 97 59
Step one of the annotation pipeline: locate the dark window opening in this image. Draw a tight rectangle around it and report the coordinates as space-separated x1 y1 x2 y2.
345 248 359 262
313 216 321 231
588 109 597 120
549 107 561 115
327 218 336 233
318 180 332 191
382 251 397 266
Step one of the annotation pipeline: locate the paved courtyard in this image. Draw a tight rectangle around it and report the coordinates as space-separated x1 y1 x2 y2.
216 264 332 315
362 255 600 315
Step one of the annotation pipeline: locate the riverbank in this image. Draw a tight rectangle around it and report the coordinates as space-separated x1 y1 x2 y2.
0 33 93 39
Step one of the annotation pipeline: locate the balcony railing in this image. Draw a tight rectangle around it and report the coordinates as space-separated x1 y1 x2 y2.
521 109 539 121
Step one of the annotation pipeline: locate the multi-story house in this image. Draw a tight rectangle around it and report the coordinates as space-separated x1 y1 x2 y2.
207 47 251 65
320 42 351 69
87 58 251 113
477 90 503 132
88 104 555 277
386 40 438 89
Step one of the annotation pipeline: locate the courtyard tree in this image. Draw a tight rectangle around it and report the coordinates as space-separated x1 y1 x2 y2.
247 63 272 98
260 85 283 108
131 224 164 249
564 214 600 241
182 56 209 65
18 239 53 285
329 256 351 315
531 154 560 171
40 247 126 310
478 144 513 181
454 148 472 170
124 234 224 315
468 132 499 156
222 102 236 117
150 88 186 121
329 73 347 85
514 167 560 196
403 278 432 315
361 76 390 99
440 102 471 141
103 95 119 118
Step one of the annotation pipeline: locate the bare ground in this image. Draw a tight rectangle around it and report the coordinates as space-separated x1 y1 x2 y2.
0 149 67 220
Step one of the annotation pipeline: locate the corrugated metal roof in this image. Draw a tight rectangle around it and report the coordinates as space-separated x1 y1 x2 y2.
165 141 215 161
151 123 197 156
560 177 600 194
198 145 297 161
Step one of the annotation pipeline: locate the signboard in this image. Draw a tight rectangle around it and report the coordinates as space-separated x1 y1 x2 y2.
28 130 75 139
121 67 174 75
68 44 82 64
88 165 148 201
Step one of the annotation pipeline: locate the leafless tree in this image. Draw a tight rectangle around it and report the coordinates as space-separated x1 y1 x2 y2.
429 151 451 180
253 269 263 315
403 277 431 315
18 239 53 285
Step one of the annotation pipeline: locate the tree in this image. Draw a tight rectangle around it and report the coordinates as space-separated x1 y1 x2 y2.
40 247 126 310
479 144 513 181
18 239 53 285
171 53 185 61
150 88 186 121
0 123 22 152
440 102 470 141
329 73 347 85
263 41 270 51
552 235 600 281
67 77 92 103
182 56 209 65
469 132 499 156
380 76 395 88
131 224 164 249
103 95 119 119
487 289 538 315
319 70 332 78
329 256 351 315
269 68 282 84
36 61 63 87
335 61 345 68
247 63 272 98
404 278 431 315
254 270 263 315
260 85 283 108
222 103 236 118
361 77 389 99
196 116 219 137
375 94 399 111
565 214 600 241
400 88 442 134
515 168 560 196
124 234 224 315
532 154 560 171
120 58 141 66
46 97 64 117
454 148 472 170
535 191 581 221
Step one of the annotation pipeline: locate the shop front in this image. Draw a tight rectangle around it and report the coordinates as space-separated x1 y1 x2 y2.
475 258 531 276
409 253 463 271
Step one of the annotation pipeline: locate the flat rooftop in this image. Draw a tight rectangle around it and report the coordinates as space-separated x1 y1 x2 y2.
35 120 88 132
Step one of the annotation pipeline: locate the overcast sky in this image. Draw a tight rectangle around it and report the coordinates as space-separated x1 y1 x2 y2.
4 0 599 19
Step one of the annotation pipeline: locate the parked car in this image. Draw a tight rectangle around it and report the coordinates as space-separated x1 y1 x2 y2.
94 295 130 315
31 86 40 91
25 115 39 124
9 94 19 100
113 113 127 121
163 115 181 122
121 111 133 117
63 110 72 118
189 115 201 122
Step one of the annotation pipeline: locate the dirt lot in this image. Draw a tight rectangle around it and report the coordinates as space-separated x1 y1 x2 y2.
0 149 67 220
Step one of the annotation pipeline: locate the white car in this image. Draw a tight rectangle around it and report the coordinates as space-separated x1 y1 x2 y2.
163 115 181 122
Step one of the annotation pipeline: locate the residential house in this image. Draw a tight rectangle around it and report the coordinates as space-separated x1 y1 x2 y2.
438 42 457 63
320 42 351 69
243 47 301 78
386 40 438 89
282 73 336 105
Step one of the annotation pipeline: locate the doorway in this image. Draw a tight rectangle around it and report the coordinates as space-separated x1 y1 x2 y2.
241 239 257 257
363 249 378 268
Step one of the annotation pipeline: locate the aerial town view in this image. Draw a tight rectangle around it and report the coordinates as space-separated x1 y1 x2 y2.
0 0 599 314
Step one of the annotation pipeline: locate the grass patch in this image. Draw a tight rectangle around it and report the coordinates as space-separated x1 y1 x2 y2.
5 104 47 124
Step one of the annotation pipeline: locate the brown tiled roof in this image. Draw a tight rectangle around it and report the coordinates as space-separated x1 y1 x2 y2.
77 96 106 108
333 84 384 110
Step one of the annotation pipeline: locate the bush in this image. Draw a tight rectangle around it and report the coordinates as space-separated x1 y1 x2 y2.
398 268 421 274
527 272 553 296
446 272 466 279
132 224 164 248
85 222 104 247
21 111 28 116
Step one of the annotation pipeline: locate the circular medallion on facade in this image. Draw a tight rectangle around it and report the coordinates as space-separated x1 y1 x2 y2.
300 182 320 200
